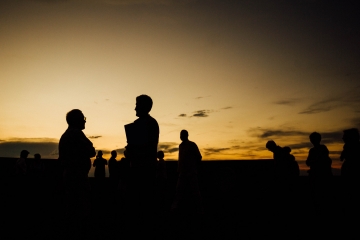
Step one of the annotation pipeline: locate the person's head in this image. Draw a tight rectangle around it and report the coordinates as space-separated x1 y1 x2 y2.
135 95 153 117
283 146 291 154
309 132 321 146
266 140 277 152
96 150 103 158
180 130 189 142
343 128 360 143
20 150 29 159
34 153 41 160
157 151 164 159
111 150 117 158
66 109 86 130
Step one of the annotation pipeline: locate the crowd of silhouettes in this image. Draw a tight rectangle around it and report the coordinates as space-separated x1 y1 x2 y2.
11 94 360 239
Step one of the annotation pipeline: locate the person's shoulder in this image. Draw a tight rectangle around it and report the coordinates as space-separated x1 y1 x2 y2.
148 115 159 125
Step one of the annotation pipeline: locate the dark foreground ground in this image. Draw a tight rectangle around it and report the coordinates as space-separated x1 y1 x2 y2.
0 160 358 239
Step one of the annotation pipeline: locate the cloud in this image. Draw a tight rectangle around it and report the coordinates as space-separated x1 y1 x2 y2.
299 86 360 114
274 98 299 106
203 145 241 155
192 110 211 117
178 114 187 117
88 135 102 139
253 129 309 139
158 142 179 153
0 139 59 159
221 106 233 110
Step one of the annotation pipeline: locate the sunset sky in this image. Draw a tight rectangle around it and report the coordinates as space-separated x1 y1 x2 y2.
1 0 359 175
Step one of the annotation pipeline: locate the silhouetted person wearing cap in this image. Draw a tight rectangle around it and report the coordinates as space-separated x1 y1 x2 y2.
58 109 96 238
266 140 286 177
93 150 107 178
171 130 203 214
124 95 159 237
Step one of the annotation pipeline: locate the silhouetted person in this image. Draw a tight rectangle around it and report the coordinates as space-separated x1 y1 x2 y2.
29 153 45 178
340 128 360 229
156 151 168 211
58 109 95 238
16 150 29 177
266 140 287 177
124 95 159 236
108 150 118 179
340 128 360 178
306 132 332 178
118 150 130 193
93 150 107 178
283 146 300 177
171 130 203 214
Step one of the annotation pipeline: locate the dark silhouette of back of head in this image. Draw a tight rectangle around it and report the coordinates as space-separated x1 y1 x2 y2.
135 95 153 117
97 150 103 158
180 130 189 142
309 132 321 146
342 128 359 144
20 150 29 158
157 150 164 159
111 150 117 158
34 153 41 160
66 109 86 130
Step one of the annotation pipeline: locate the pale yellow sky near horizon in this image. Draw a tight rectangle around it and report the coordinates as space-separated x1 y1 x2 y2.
1 0 359 166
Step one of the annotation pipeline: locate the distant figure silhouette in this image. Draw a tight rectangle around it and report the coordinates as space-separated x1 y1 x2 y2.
58 109 96 237
156 151 167 180
266 140 287 177
123 95 159 236
108 150 118 179
171 130 203 214
340 128 360 178
119 150 130 192
93 150 107 178
29 153 45 178
306 132 332 177
16 150 29 177
283 146 300 177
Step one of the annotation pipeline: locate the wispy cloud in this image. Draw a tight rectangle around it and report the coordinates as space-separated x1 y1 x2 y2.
274 98 300 106
88 135 102 139
178 114 187 117
299 86 360 114
203 145 241 155
192 110 211 117
158 142 179 153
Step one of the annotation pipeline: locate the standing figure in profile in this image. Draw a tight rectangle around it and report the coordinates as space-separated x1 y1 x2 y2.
340 128 360 227
306 132 333 213
340 128 360 178
58 109 96 238
124 94 159 235
306 132 332 178
15 150 29 178
93 150 107 178
108 150 119 192
171 130 203 214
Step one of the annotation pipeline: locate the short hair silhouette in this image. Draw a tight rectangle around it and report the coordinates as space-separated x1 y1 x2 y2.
136 95 153 113
20 150 29 158
66 109 85 125
309 132 321 144
34 153 41 159
111 150 117 157
343 128 359 142
97 150 103 157
283 146 291 154
157 150 164 159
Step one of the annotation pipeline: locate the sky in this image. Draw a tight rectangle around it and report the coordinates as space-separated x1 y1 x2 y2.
1 0 359 175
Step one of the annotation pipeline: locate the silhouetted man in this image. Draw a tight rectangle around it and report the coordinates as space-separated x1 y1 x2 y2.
171 130 203 214
306 132 332 178
58 109 95 237
124 95 159 235
93 150 107 178
108 150 118 179
16 150 29 177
